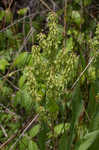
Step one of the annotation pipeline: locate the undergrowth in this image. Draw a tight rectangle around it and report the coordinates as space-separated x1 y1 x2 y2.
0 1 99 150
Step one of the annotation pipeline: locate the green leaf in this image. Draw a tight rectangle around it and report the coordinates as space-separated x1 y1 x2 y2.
47 99 59 114
83 0 92 6
75 130 99 150
48 123 70 138
59 133 68 150
18 8 29 16
6 29 13 38
87 85 97 117
71 85 83 125
13 52 28 68
38 122 49 150
18 75 27 88
90 110 99 131
67 85 83 150
0 10 5 21
66 37 74 52
1 86 13 96
88 137 99 150
28 140 39 150
14 90 32 112
0 58 9 72
54 123 70 137
19 135 28 150
28 124 41 138
72 11 84 25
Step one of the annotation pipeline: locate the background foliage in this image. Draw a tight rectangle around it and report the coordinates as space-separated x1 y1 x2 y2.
0 0 99 149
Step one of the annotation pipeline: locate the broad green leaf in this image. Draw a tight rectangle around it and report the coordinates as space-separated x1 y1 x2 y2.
8 122 20 131
0 58 9 72
18 75 27 88
13 52 29 68
54 123 70 137
23 90 33 111
6 29 13 38
28 140 39 150
47 99 59 114
72 11 84 25
14 90 32 112
19 135 29 150
88 137 99 150
48 123 70 138
28 124 41 138
66 37 74 52
18 8 29 16
75 130 99 150
1 86 12 96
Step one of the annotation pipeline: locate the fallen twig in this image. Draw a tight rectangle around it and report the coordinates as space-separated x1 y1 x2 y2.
10 114 39 150
0 124 8 137
0 133 17 149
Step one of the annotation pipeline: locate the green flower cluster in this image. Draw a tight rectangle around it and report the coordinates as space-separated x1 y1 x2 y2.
24 13 78 114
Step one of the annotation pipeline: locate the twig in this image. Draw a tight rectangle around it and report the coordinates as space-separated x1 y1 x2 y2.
0 133 17 149
0 72 21 91
0 103 20 119
17 26 35 54
29 8 34 44
63 0 68 49
10 114 39 150
40 0 55 13
1 69 22 79
0 124 8 137
23 14 27 51
50 0 58 11
0 12 38 33
71 56 95 89
4 78 20 91
8 0 14 9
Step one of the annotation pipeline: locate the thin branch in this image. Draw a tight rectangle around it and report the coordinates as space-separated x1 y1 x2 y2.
5 78 20 91
71 56 95 89
0 12 38 33
63 0 68 49
22 14 27 51
17 26 35 54
0 124 8 137
40 0 55 13
50 0 58 11
0 103 20 119
1 69 22 79
8 0 14 9
10 114 39 150
0 72 21 91
0 133 17 149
